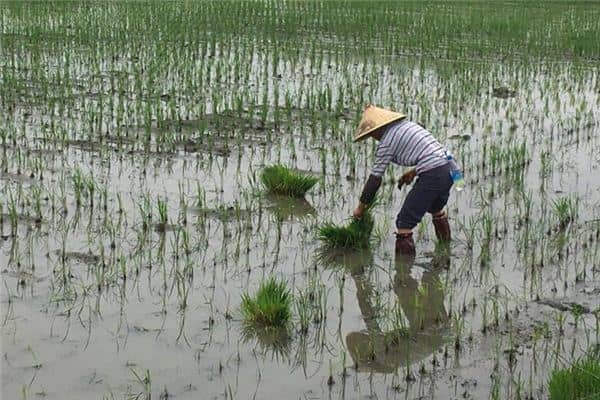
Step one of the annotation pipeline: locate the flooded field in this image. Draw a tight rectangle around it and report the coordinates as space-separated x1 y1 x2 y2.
1 2 600 399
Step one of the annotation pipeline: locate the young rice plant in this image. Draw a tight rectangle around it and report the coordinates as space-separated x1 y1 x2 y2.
241 278 292 327
260 164 319 198
318 211 375 249
548 348 600 400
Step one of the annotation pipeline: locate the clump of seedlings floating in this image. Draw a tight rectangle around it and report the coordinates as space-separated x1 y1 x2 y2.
318 211 375 249
241 277 293 327
260 164 319 198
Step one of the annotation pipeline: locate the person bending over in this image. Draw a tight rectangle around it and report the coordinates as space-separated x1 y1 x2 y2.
352 104 456 256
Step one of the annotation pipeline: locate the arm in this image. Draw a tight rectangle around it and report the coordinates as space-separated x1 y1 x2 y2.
353 141 393 218
353 174 382 218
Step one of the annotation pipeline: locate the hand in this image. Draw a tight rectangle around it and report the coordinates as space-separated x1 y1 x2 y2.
397 169 417 190
353 203 366 219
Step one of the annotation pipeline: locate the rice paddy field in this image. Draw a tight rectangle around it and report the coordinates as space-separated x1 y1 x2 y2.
1 1 600 399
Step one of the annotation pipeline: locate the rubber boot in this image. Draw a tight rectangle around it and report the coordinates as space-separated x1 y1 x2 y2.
432 214 451 242
395 232 416 256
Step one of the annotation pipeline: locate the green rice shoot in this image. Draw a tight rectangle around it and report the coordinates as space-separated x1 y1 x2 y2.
260 164 319 198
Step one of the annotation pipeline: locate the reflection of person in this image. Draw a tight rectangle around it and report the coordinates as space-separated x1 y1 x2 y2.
394 255 448 332
351 105 455 256
346 254 449 373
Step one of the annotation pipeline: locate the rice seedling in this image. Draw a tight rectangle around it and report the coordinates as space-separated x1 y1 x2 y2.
241 278 292 328
317 212 374 250
156 198 169 232
130 368 152 400
71 169 86 208
548 348 600 400
552 196 579 230
295 288 312 335
259 164 319 198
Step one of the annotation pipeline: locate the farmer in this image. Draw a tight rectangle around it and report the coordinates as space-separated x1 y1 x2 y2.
352 104 455 256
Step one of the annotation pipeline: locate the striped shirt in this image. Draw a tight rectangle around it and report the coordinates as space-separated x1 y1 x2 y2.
371 119 448 176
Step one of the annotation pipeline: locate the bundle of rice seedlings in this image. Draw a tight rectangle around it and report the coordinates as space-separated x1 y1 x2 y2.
241 278 292 327
548 348 600 400
317 212 374 249
260 164 319 198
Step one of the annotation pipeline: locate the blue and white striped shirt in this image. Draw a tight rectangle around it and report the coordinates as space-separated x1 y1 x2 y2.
371 120 448 176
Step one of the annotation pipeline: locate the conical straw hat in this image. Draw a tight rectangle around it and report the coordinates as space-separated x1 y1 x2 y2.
353 105 406 143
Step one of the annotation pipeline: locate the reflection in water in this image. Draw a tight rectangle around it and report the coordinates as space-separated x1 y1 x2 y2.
338 252 450 373
264 193 316 221
240 323 292 363
315 247 372 276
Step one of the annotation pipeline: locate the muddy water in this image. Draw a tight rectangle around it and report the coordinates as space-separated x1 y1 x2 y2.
2 120 600 400
2 9 600 400
2 116 599 400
